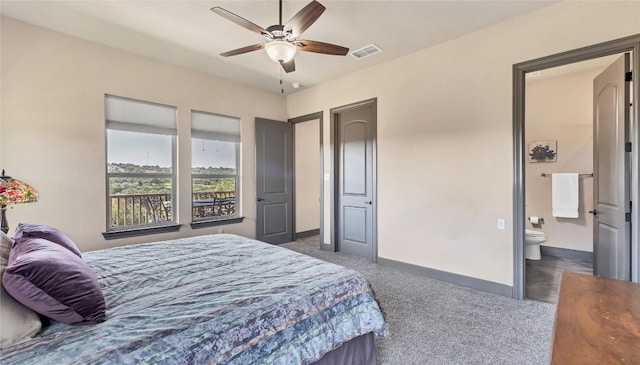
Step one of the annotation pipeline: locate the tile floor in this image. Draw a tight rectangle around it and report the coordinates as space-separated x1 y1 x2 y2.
526 255 593 303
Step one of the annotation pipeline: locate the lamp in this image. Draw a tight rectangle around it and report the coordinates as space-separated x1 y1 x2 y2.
264 40 297 64
0 170 38 234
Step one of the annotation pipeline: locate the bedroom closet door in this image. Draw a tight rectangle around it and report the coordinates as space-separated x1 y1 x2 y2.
255 117 294 244
334 100 376 260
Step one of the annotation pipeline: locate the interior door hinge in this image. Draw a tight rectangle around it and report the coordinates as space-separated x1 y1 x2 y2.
625 142 632 152
626 71 632 82
626 201 632 222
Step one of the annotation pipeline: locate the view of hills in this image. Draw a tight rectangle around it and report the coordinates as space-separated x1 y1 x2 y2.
108 163 235 195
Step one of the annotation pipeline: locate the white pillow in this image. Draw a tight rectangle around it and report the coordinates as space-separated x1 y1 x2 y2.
0 231 42 348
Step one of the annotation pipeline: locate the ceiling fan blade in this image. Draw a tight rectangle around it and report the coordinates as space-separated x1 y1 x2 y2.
284 1 326 37
211 7 270 36
281 59 295 73
220 44 264 57
296 40 349 56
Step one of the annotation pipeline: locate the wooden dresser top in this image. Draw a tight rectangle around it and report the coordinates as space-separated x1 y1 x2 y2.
551 271 640 364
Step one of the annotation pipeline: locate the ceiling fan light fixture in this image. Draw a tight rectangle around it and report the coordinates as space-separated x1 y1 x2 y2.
265 40 297 63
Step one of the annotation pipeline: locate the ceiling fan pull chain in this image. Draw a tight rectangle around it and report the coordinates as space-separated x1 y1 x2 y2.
280 67 284 94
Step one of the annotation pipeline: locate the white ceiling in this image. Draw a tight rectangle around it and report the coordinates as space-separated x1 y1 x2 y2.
1 0 556 95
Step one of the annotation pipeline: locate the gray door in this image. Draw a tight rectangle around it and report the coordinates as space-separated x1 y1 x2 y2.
255 117 293 244
593 54 631 280
336 102 375 259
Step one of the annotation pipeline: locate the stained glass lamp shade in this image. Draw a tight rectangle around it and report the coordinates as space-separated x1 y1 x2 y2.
0 170 38 234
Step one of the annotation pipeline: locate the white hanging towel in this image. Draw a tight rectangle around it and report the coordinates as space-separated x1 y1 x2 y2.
552 173 579 218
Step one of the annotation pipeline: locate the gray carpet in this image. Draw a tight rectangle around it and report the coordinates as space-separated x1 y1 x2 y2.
281 236 556 365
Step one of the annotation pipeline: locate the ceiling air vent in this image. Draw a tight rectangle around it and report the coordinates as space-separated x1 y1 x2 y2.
351 44 382 60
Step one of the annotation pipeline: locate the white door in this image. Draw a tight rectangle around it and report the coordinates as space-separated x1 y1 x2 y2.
593 54 631 280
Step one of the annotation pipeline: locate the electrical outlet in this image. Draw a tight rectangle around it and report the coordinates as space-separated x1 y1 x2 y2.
217 228 224 234
497 219 505 230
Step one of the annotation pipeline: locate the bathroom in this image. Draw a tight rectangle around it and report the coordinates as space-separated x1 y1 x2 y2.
524 54 622 303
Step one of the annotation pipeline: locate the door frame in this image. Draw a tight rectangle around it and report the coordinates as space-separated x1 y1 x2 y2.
512 35 640 299
288 111 324 241
330 98 378 260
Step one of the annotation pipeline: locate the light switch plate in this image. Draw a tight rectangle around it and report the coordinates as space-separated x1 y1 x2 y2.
497 219 505 230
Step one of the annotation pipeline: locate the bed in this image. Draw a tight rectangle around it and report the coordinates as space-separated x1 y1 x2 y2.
1 233 387 364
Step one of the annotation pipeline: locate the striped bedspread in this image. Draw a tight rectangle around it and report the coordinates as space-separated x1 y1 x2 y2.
1 234 387 364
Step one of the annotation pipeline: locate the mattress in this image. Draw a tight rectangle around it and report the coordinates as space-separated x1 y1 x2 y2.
0 234 387 364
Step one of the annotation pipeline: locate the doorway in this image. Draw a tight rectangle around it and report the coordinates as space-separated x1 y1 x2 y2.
523 55 623 302
289 112 323 242
513 35 640 299
330 99 377 261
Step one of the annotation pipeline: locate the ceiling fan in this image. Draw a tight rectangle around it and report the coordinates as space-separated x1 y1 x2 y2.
211 0 349 73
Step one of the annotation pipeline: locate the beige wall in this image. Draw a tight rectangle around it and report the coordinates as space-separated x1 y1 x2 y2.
2 1 640 288
287 1 640 285
294 119 321 233
0 17 287 252
525 67 607 253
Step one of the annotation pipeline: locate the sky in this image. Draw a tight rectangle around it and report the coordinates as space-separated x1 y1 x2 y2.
107 130 235 169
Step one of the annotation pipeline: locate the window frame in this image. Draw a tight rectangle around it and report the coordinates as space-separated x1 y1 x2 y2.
104 95 178 234
190 110 241 223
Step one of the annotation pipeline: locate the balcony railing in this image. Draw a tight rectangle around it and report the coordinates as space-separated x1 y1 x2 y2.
192 191 236 219
109 191 236 229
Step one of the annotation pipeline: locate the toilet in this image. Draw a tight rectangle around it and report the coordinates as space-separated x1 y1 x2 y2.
525 229 547 260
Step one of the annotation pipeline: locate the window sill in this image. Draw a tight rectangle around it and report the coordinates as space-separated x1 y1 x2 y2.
190 216 244 229
102 224 181 240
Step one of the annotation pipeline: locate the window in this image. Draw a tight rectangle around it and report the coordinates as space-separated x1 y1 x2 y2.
191 111 240 222
105 95 177 232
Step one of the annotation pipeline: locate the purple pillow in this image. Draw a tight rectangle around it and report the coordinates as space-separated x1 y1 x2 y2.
2 237 105 324
14 223 82 258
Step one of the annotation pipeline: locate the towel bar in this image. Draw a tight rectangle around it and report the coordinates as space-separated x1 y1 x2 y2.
541 173 593 178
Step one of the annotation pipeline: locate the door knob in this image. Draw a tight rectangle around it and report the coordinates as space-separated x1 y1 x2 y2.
364 201 372 205
256 197 264 202
589 209 597 215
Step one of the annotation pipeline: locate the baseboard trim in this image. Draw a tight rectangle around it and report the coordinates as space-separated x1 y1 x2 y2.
295 229 320 240
377 257 513 298
541 246 593 261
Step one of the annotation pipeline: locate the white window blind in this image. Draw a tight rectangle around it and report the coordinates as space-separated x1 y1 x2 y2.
105 94 177 135
191 111 240 142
